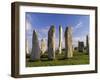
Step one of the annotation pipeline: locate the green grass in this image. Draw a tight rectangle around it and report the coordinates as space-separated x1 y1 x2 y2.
26 50 89 67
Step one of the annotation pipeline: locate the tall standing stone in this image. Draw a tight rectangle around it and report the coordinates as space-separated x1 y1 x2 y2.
48 25 55 60
58 25 63 54
31 30 40 61
86 35 89 54
64 26 73 58
78 41 84 52
41 38 47 54
26 39 30 54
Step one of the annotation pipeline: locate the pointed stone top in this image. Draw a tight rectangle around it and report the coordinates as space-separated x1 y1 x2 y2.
66 26 72 30
51 24 55 29
33 29 38 34
86 35 89 38
49 25 55 33
33 30 36 34
59 25 62 29
41 38 45 42
32 30 38 40
59 25 62 27
51 24 55 27
65 26 72 35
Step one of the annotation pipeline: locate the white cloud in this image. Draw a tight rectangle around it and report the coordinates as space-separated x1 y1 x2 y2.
72 21 83 32
75 21 82 29
38 26 50 36
40 26 49 33
25 19 33 50
38 26 50 43
26 19 33 32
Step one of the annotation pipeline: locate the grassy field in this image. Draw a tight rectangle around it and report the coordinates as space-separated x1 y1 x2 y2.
26 50 89 67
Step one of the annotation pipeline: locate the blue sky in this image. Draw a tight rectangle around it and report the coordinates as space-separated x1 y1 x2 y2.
25 12 89 50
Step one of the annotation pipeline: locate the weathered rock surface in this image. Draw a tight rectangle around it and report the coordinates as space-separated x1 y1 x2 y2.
41 38 47 54
30 30 40 61
64 26 73 58
58 25 63 54
78 41 84 52
48 25 56 60
86 35 89 54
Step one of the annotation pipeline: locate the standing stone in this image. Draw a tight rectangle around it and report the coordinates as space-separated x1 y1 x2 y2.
48 25 55 60
64 26 73 58
58 25 63 54
30 30 40 61
86 35 89 54
26 39 30 54
78 41 84 52
41 38 47 54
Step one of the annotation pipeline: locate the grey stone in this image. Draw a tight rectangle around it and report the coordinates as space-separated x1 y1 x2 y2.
41 38 47 54
78 41 84 52
30 30 40 61
64 26 73 58
26 40 30 54
58 25 63 54
48 25 55 60
86 35 89 54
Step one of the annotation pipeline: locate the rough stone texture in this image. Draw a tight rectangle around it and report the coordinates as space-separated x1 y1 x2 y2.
48 25 55 60
58 25 63 54
26 39 30 54
64 26 73 58
41 38 47 54
86 35 89 54
78 41 84 52
31 30 40 61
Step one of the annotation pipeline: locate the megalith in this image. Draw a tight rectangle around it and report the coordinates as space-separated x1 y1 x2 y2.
30 30 40 61
64 26 73 58
48 25 56 60
41 38 47 54
58 25 63 54
86 35 89 54
78 41 84 52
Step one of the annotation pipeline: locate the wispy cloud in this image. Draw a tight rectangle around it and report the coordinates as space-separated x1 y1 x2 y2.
25 18 33 50
35 26 50 50
38 26 50 42
26 14 34 36
72 21 83 32
26 20 32 32
40 26 49 33
74 21 82 29
38 26 49 36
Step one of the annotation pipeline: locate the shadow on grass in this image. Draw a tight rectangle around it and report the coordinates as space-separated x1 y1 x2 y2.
28 58 55 62
28 59 40 62
41 58 50 61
